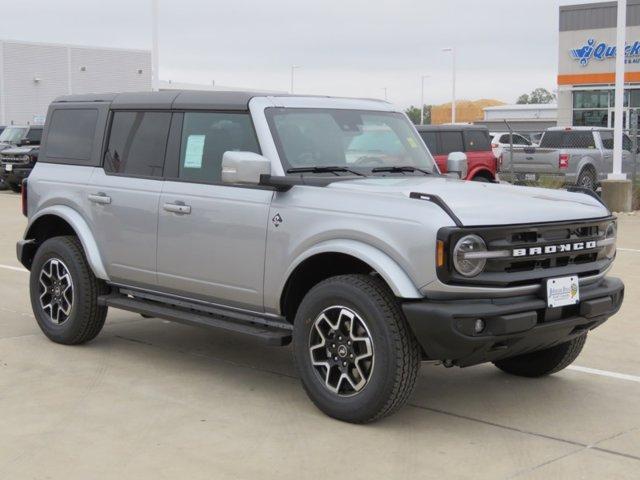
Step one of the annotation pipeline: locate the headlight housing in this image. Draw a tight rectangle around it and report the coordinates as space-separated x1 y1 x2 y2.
453 234 487 277
601 222 617 259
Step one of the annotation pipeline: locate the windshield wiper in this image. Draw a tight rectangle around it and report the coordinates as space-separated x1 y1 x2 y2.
371 166 432 175
286 166 364 176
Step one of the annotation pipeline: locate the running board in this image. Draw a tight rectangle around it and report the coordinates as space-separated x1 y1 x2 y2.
98 293 292 346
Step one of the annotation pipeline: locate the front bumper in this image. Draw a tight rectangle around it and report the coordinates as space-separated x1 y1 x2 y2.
402 276 624 367
0 166 31 184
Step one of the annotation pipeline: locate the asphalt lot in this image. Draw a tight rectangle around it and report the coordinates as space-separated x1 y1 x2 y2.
0 190 639 480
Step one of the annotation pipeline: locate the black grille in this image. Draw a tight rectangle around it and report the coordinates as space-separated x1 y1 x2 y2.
437 217 614 288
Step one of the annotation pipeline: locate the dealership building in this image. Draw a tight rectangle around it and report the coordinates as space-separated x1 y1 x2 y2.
559 0 640 127
0 39 151 126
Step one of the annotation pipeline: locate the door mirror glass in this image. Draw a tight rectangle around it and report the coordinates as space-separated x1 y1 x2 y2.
221 151 271 185
446 151 468 179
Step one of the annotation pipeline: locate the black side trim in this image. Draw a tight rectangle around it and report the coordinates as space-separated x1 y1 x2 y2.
259 173 359 191
409 192 463 227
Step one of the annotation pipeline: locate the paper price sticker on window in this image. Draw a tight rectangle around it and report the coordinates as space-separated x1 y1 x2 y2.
184 135 206 168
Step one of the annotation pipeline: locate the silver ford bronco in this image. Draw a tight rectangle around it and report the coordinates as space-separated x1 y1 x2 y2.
17 91 624 423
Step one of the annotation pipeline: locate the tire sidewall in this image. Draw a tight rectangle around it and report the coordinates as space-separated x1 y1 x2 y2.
29 237 90 343
293 277 401 422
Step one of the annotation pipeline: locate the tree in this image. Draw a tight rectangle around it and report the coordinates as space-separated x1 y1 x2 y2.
405 105 431 125
516 88 556 105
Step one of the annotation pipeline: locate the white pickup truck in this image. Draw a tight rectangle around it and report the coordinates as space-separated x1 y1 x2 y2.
499 127 636 190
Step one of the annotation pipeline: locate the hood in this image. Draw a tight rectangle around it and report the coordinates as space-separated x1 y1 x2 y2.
0 146 37 155
327 176 609 227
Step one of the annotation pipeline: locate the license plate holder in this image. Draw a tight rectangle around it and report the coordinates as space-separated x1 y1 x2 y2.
5 164 12 172
546 276 580 308
524 173 537 181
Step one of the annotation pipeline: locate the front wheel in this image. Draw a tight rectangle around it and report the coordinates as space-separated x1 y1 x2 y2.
30 236 108 345
493 334 587 377
293 274 421 423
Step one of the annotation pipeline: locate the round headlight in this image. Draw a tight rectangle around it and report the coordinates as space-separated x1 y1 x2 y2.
604 222 617 259
453 234 487 277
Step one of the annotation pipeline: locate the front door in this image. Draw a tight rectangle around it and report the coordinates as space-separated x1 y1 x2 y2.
156 111 271 310
86 110 171 288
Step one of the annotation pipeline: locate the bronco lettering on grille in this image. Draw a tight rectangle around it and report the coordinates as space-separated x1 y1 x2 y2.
513 241 597 257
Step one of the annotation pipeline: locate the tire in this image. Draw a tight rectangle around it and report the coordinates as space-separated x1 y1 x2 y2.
493 334 587 378
471 175 491 182
577 168 596 191
293 274 421 423
7 182 21 193
29 236 108 345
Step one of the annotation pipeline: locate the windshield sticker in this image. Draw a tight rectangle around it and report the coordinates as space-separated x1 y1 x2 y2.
184 135 206 168
407 137 418 148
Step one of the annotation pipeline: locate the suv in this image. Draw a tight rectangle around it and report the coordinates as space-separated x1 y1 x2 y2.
0 125 43 192
18 92 623 423
416 125 497 181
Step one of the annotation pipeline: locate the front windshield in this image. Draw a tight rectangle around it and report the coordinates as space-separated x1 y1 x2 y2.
0 127 27 143
265 108 436 174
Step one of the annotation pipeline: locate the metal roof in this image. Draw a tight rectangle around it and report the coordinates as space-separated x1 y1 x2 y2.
560 0 640 31
415 124 489 132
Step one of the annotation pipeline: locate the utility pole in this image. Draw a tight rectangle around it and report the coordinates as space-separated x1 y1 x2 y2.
420 75 430 125
290 65 301 94
610 0 627 180
151 0 160 91
442 47 456 123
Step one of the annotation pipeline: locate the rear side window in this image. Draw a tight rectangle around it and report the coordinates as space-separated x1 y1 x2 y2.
25 128 43 143
540 131 595 149
463 130 490 151
419 131 438 155
45 109 98 161
104 111 171 177
439 131 464 155
177 112 260 183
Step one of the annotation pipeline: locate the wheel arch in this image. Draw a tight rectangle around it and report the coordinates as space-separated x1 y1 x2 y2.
279 240 422 322
21 206 109 280
468 167 495 181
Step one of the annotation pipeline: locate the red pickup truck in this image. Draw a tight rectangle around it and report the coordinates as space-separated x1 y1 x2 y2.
416 125 498 181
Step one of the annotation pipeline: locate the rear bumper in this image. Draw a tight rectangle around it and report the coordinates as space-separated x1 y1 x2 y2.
402 276 624 367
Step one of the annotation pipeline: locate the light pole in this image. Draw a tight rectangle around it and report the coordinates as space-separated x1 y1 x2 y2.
442 47 456 123
610 0 627 179
290 65 301 94
420 75 430 125
151 0 160 91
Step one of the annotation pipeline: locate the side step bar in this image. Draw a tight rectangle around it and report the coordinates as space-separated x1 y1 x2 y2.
99 292 292 346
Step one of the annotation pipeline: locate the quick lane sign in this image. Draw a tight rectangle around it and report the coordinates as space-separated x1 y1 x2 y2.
571 38 640 66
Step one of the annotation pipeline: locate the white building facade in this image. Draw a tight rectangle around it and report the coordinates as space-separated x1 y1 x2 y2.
0 40 151 125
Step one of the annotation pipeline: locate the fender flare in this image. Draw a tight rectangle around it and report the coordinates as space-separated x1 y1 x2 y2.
27 205 109 281
467 166 495 181
576 157 597 180
282 239 422 299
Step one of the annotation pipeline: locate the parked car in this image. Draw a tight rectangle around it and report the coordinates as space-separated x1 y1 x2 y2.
0 145 39 192
0 125 43 192
416 125 497 181
500 127 633 190
18 91 623 423
489 131 532 159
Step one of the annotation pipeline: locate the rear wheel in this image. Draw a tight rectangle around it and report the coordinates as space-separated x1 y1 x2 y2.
293 274 421 423
577 168 597 191
493 334 587 377
30 236 108 345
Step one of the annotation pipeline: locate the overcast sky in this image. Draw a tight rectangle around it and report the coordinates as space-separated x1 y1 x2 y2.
2 0 603 108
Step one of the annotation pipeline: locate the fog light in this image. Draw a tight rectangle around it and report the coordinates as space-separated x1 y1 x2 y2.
474 319 485 334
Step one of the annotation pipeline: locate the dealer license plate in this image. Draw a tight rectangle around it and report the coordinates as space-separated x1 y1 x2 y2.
546 276 579 308
5 164 12 172
524 173 537 181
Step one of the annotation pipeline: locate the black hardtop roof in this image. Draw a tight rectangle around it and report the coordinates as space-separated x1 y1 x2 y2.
415 124 489 132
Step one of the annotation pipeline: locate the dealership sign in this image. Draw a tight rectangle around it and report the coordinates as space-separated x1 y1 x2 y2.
571 38 640 66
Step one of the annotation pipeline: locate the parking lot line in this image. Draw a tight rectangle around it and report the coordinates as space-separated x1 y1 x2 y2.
618 247 640 253
568 365 640 384
0 263 28 273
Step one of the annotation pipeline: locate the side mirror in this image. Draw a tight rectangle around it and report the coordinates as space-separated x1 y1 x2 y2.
18 139 32 146
446 151 468 179
221 151 271 185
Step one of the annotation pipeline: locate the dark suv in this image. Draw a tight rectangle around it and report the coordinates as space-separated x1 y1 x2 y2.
0 125 43 192
416 125 497 181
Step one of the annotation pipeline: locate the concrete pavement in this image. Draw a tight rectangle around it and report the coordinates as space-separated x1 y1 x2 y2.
0 191 638 479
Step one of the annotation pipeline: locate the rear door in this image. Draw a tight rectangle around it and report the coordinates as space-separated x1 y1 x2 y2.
86 110 171 288
462 129 495 179
156 111 271 310
437 130 465 174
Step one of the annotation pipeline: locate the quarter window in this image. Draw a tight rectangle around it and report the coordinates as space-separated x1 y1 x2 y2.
104 111 171 177
463 130 490 152
45 109 98 161
177 112 260 183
